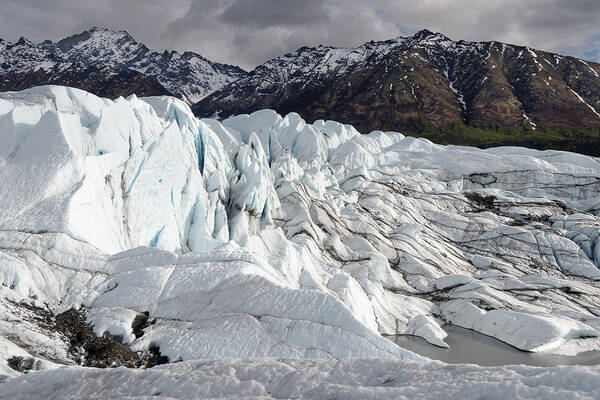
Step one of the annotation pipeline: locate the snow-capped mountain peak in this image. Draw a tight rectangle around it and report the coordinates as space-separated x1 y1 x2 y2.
56 27 147 56
411 28 450 42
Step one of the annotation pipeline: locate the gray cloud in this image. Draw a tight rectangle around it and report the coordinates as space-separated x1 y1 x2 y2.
163 0 400 68
0 0 189 48
0 0 598 70
220 0 330 28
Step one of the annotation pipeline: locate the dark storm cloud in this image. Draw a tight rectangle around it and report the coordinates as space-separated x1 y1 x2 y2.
163 0 398 68
220 0 330 28
0 0 599 69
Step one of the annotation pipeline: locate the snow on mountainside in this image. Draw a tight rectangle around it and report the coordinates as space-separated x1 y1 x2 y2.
0 28 246 102
2 86 600 388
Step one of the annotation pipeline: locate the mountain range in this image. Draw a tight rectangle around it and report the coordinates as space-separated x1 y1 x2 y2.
1 27 599 154
0 27 245 102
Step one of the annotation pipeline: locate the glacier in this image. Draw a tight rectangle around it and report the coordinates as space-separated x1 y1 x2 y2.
1 86 600 394
2 358 600 400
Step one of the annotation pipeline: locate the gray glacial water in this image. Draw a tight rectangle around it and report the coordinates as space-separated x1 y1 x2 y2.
387 325 600 367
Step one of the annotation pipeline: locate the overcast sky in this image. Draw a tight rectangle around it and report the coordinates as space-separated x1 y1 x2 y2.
1 0 599 70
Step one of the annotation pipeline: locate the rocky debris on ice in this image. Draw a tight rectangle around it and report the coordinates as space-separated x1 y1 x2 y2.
1 86 600 380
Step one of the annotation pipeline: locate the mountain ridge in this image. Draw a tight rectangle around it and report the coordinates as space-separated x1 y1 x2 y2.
0 27 246 102
194 29 600 155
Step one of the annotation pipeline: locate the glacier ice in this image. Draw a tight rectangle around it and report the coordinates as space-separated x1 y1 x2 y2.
1 86 600 381
3 358 600 400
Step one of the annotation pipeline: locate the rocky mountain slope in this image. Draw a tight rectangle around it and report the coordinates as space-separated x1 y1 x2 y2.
0 28 246 102
0 63 172 99
2 87 600 387
194 29 600 155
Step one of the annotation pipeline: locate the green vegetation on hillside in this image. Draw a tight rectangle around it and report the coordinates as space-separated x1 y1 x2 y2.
414 124 600 156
